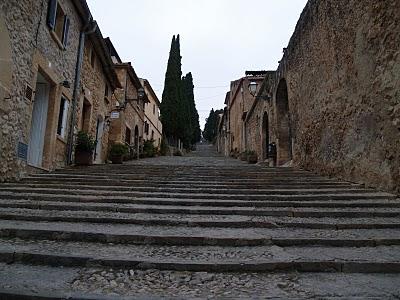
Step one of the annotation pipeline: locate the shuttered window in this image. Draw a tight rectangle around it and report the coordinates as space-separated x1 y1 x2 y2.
57 96 69 138
47 0 70 48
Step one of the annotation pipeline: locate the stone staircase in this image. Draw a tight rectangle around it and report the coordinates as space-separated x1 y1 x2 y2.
0 148 399 298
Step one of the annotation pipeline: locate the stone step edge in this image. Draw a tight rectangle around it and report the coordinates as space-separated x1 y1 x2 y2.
0 289 131 300
1 213 400 230
1 228 400 247
1 251 400 274
1 196 398 208
1 202 400 218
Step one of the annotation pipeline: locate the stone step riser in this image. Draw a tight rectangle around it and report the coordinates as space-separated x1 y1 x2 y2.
0 191 391 201
1 185 373 195
0 185 378 197
0 202 398 218
1 213 399 230
1 228 399 247
1 197 398 208
2 251 399 273
18 180 356 189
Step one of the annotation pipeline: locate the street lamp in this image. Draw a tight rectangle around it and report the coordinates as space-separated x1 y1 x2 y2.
126 87 145 103
248 81 271 101
248 81 258 97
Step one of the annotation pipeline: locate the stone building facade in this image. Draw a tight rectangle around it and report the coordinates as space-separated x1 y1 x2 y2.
0 0 90 180
142 79 163 148
221 0 400 193
106 38 146 157
225 72 265 156
77 29 120 164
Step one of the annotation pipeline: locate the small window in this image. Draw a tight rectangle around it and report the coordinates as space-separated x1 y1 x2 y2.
57 96 69 138
144 122 149 135
47 0 70 48
90 48 96 68
104 83 110 102
153 104 156 115
125 127 131 145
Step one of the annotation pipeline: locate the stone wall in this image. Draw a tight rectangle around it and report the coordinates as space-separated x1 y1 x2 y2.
0 0 83 180
247 0 400 192
281 0 400 192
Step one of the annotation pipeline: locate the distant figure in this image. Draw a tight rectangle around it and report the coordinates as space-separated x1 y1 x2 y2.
268 142 277 166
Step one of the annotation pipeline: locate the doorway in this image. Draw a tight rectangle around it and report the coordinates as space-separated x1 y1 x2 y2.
94 115 104 164
275 78 292 165
261 112 269 160
27 73 50 167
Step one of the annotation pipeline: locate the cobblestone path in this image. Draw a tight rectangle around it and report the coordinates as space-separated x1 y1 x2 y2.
0 144 399 299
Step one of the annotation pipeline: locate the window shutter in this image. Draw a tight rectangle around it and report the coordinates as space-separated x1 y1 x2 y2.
47 0 57 30
62 16 70 47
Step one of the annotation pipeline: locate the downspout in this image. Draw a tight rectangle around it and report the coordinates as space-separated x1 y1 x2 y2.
66 17 98 165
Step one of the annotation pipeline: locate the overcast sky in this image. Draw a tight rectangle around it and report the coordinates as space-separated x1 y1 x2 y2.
87 0 308 128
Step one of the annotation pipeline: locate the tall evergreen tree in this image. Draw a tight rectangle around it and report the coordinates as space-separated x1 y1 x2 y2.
160 35 182 144
203 108 223 142
182 72 201 146
161 35 201 149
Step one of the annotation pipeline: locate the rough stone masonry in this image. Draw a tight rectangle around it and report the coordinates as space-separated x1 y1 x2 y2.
243 0 400 193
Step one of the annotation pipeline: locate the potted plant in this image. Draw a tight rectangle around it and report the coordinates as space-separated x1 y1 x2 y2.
247 151 258 164
75 131 96 166
240 151 248 161
109 142 129 164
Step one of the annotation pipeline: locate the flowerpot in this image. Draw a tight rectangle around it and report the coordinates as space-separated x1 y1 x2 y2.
75 151 93 166
111 155 124 164
247 154 258 164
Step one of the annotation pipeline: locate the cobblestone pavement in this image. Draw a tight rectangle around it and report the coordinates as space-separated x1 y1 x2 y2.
0 143 399 299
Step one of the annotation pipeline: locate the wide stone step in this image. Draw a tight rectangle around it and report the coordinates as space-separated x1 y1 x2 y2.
0 207 400 229
0 183 374 195
19 179 357 189
1 199 400 218
0 196 398 209
0 189 393 202
1 263 400 299
1 238 400 273
1 220 400 247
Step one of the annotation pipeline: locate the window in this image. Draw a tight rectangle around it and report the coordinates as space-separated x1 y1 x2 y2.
153 104 156 115
47 0 70 48
90 48 96 68
104 83 110 101
81 98 91 132
125 127 131 145
144 122 149 135
57 96 69 138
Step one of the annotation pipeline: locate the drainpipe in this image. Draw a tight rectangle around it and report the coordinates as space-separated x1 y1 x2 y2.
66 18 98 165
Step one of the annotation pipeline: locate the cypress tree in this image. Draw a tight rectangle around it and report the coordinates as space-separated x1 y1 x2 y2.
161 35 201 149
203 108 223 143
182 72 201 146
160 35 182 145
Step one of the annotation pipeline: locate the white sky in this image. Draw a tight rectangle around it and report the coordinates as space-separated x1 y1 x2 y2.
87 0 308 128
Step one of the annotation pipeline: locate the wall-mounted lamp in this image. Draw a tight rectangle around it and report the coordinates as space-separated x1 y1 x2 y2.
248 82 271 101
126 87 145 103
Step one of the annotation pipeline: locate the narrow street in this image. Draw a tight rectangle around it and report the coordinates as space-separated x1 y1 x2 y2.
0 144 399 299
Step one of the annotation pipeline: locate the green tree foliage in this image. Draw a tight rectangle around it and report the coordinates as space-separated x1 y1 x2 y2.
161 35 201 149
203 108 223 143
182 72 201 146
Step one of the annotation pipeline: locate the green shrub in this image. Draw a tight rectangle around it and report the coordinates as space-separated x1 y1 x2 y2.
143 140 156 158
109 142 129 157
75 131 96 153
173 149 183 156
159 137 169 156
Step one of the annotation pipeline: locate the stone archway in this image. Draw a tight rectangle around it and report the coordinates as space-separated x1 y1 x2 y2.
0 13 12 113
275 78 292 165
261 111 269 160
